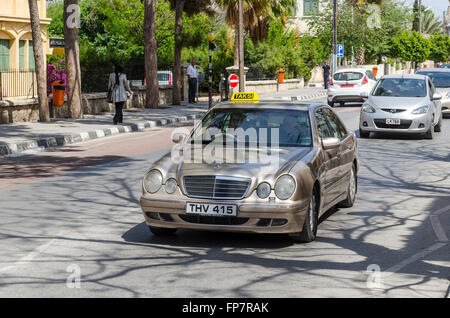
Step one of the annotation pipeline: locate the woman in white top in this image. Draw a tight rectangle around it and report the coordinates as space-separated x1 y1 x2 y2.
108 64 133 124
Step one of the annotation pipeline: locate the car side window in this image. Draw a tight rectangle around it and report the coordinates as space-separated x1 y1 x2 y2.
315 110 333 138
428 79 435 98
366 70 374 81
322 108 347 139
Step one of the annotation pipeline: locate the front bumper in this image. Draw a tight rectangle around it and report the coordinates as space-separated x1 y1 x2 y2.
140 195 310 234
359 110 432 134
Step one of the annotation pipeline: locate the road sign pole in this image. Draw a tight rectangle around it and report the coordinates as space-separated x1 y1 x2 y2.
332 0 338 74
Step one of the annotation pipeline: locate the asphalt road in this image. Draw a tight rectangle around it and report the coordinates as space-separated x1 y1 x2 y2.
0 101 449 298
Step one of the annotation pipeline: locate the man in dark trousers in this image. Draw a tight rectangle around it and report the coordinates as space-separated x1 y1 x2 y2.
186 58 198 103
322 61 331 89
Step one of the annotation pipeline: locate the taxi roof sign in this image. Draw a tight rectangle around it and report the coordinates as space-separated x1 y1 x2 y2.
231 92 259 103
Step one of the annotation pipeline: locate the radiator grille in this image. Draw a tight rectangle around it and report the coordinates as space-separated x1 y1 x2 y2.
183 176 251 199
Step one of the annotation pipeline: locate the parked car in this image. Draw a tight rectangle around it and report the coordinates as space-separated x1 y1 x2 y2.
438 64 450 69
327 68 377 107
140 100 359 243
416 68 450 117
359 74 443 139
142 71 173 86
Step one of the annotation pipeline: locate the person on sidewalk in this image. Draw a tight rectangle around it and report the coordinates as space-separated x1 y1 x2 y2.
322 61 331 89
108 64 133 124
187 58 198 104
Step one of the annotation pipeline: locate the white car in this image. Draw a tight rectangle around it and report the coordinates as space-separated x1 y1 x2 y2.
327 68 377 107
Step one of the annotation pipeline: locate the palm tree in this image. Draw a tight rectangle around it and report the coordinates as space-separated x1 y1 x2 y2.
217 0 295 64
144 0 159 109
64 0 82 119
27 0 49 122
422 9 442 36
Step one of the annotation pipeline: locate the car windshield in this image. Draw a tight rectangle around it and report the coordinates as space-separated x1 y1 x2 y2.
416 71 450 88
372 78 427 97
190 108 312 147
333 72 363 81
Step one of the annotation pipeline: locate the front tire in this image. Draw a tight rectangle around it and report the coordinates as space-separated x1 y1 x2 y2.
289 188 319 243
149 226 177 236
338 164 357 208
434 114 442 132
359 129 370 138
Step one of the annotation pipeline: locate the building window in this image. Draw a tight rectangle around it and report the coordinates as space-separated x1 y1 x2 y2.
0 39 10 72
304 0 319 16
29 40 35 71
19 40 26 71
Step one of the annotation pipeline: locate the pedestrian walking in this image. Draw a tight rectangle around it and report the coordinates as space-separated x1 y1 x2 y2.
108 64 133 124
187 58 198 104
322 61 331 89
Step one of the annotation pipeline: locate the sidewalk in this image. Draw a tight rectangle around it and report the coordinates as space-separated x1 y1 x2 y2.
0 88 327 156
0 102 207 156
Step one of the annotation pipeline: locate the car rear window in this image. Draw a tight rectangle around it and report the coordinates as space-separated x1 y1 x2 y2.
416 71 450 88
333 72 364 81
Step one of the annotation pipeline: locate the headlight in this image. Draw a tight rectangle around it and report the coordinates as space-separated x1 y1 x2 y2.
165 178 178 194
274 175 296 200
256 182 271 199
412 105 429 114
144 169 163 193
362 104 376 113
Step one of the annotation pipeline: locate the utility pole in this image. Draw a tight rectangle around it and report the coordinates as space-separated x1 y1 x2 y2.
418 0 422 34
332 0 337 74
238 0 245 92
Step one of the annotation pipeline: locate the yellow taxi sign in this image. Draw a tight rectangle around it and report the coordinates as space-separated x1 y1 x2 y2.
231 92 259 103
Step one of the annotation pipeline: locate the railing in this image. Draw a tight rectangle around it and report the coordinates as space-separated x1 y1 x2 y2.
0 69 37 100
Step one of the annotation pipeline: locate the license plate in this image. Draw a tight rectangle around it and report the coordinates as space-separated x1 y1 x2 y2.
340 84 354 88
386 118 401 125
186 203 237 217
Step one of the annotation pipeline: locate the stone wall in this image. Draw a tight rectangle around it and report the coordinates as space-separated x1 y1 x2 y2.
245 78 304 95
0 85 173 124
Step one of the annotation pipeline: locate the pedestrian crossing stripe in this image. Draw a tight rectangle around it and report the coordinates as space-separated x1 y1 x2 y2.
231 92 259 103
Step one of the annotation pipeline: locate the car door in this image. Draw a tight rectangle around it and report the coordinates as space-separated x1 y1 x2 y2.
322 108 354 198
314 108 342 207
428 79 442 125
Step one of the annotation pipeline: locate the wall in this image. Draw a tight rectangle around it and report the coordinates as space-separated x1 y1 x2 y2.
0 85 173 124
245 78 304 95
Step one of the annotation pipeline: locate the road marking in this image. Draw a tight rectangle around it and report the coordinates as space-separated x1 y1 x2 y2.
0 233 62 273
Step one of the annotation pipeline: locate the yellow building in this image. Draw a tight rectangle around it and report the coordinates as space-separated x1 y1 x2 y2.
0 0 51 99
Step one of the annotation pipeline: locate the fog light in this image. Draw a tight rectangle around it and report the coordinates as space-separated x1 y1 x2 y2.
419 123 425 128
363 121 368 127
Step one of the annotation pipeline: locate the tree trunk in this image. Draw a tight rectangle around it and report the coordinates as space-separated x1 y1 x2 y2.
172 0 184 105
144 0 159 109
64 0 82 119
234 22 239 66
27 0 49 122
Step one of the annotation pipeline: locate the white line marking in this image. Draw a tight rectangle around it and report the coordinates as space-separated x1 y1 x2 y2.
0 234 61 273
383 242 447 278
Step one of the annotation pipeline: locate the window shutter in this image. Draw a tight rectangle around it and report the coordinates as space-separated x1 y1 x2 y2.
0 40 10 72
29 40 35 71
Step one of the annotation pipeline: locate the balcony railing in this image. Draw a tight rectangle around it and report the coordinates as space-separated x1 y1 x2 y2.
0 69 37 100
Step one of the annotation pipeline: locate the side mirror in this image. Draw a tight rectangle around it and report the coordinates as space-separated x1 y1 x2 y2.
432 93 442 101
360 92 369 99
171 132 187 143
322 137 341 150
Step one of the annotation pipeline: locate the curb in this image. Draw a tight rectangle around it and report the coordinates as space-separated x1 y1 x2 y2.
0 113 205 156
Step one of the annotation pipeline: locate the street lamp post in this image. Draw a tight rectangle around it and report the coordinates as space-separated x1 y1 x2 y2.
206 33 216 109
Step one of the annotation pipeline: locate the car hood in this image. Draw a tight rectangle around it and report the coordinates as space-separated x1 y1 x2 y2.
152 145 314 183
435 87 449 97
367 96 429 109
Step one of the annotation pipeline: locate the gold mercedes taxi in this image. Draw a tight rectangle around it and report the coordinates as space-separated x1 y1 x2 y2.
139 94 358 243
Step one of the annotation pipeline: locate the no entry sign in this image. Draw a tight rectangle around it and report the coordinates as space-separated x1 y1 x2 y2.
228 74 239 88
